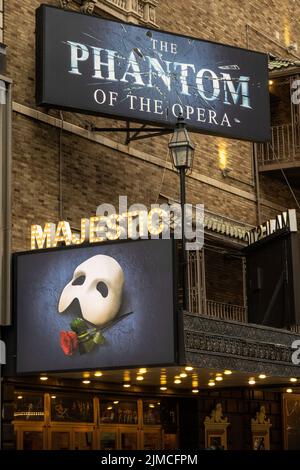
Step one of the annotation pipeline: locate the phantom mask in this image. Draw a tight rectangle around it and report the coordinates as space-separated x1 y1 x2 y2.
58 254 124 327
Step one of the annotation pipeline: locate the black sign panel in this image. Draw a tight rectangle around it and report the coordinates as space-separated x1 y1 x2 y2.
15 239 177 373
245 232 300 328
36 5 270 142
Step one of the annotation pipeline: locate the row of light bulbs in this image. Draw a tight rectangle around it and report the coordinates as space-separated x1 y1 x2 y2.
248 376 298 386
37 371 298 393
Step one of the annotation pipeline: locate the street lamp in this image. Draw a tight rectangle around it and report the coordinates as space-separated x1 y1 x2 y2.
168 114 195 310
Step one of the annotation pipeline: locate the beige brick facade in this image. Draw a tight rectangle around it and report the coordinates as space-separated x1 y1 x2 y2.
3 0 300 252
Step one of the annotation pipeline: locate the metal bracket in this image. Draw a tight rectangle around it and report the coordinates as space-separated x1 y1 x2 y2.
91 121 173 145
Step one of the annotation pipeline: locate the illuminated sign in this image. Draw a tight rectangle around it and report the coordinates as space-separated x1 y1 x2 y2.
244 209 297 245
36 5 270 142
31 209 172 250
15 239 178 373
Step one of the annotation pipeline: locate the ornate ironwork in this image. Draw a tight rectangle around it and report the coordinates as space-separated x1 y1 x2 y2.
183 312 300 376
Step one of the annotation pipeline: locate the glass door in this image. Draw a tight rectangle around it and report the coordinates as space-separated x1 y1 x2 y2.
141 427 162 450
99 427 118 450
73 427 94 450
119 427 138 450
49 428 71 450
16 425 46 450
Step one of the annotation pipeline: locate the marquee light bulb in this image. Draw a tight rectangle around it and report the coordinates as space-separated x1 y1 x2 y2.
160 386 167 391
82 380 91 384
174 379 181 384
185 366 193 371
192 389 199 393
248 378 256 385
180 372 188 378
259 374 266 379
286 388 293 393
94 371 102 377
290 378 297 383
224 370 232 375
40 376 48 381
208 381 215 387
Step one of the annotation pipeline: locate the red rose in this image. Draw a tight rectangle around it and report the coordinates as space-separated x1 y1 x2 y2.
60 331 78 356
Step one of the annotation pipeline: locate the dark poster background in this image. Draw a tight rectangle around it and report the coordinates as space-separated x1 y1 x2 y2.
15 239 177 373
245 232 300 328
36 5 270 142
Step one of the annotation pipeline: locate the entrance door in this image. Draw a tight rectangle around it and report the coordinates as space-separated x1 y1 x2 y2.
141 426 162 450
98 427 118 450
49 425 95 450
49 428 71 450
15 425 46 450
119 427 138 450
73 427 94 450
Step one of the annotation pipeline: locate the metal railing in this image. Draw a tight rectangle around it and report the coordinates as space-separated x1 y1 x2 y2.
205 300 247 322
257 122 300 166
187 252 299 330
290 324 300 334
187 250 205 315
187 251 247 323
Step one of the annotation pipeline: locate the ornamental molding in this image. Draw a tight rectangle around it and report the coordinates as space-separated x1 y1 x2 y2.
162 195 253 243
96 0 159 26
183 313 300 376
70 0 159 26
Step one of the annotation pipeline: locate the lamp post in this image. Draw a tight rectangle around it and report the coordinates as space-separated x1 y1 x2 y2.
168 114 195 310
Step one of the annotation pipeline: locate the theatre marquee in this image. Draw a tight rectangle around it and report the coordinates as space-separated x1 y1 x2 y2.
36 5 270 142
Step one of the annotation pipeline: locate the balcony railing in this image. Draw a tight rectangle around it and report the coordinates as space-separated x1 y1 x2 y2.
187 251 299 330
257 122 300 166
187 250 247 322
205 300 247 322
187 297 247 323
290 324 300 334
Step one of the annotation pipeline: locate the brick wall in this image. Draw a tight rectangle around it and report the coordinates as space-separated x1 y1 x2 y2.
205 248 244 306
3 0 300 256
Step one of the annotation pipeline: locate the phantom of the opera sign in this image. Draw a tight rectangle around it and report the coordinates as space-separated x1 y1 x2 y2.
36 5 270 142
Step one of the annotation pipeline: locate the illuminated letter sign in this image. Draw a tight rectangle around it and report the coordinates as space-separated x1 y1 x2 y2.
36 5 270 142
244 209 298 245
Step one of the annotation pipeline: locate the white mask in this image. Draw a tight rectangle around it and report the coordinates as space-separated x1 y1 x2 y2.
58 254 124 326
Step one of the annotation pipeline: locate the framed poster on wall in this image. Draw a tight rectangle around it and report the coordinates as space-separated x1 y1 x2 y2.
14 239 179 373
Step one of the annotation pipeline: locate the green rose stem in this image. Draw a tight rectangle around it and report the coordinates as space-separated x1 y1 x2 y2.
69 313 132 355
77 328 105 354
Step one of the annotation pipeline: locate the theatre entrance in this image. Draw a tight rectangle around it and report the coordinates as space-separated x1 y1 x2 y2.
13 390 178 450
